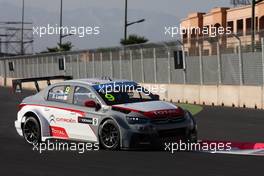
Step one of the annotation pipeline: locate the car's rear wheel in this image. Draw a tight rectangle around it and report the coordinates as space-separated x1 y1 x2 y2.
99 119 120 150
23 117 41 145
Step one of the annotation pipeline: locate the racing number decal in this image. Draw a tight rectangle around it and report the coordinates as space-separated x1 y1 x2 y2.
92 118 98 126
105 94 115 102
65 86 71 94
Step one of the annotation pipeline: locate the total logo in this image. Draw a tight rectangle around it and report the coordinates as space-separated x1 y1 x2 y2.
50 126 69 138
154 109 178 115
152 109 183 118
51 128 66 136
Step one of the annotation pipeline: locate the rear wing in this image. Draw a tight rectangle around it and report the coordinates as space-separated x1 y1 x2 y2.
12 75 73 93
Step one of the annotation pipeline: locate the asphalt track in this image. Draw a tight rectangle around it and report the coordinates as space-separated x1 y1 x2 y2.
0 86 263 176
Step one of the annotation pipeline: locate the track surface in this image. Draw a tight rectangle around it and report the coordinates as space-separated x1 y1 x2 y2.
0 87 263 176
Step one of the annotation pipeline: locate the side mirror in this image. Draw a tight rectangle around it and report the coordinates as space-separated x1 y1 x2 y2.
153 94 160 100
84 100 101 111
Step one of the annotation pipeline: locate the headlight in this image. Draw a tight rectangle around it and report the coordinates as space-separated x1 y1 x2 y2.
126 116 149 124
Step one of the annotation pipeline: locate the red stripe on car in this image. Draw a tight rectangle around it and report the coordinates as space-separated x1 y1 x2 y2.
112 105 142 114
112 105 184 118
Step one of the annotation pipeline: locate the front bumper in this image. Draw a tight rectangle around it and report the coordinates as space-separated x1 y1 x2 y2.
121 117 197 149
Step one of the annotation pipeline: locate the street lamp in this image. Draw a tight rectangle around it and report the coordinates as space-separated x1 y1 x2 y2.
230 33 243 85
61 33 74 39
21 0 25 55
59 0 73 47
124 0 145 41
59 0 63 46
0 38 2 54
251 0 263 51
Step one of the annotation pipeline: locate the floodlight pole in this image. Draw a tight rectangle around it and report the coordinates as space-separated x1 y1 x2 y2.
124 0 145 41
251 0 264 51
0 38 2 54
124 0 128 41
21 0 25 55
59 0 63 46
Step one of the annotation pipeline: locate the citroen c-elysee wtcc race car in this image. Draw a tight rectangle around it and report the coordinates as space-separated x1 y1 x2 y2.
14 77 197 150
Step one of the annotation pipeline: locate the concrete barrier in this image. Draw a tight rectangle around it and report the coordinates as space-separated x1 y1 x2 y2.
142 83 263 109
2 77 264 109
200 85 218 106
0 76 3 87
218 85 240 107
182 85 200 104
239 86 262 109
262 87 264 109
167 84 184 102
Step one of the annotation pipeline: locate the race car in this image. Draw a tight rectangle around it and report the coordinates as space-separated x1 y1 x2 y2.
14 77 197 150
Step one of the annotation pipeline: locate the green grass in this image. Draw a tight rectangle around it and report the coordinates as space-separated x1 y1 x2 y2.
176 103 203 116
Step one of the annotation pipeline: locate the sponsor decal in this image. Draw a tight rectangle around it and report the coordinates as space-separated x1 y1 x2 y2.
78 117 98 126
49 115 56 124
56 117 77 123
92 118 99 126
50 126 69 138
144 109 184 118
154 109 183 116
78 117 93 124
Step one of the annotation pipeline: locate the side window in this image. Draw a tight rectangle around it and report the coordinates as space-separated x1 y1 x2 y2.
48 85 71 103
73 86 97 106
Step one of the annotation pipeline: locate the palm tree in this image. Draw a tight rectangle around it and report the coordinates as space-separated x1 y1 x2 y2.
45 42 73 53
120 34 148 46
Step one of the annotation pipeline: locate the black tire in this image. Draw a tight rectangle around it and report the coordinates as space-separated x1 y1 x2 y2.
187 129 198 143
23 117 41 145
99 119 120 150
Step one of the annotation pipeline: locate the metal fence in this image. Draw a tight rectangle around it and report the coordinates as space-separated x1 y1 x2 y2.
0 34 264 86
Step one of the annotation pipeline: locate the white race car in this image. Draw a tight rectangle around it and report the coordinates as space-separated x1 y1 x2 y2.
14 77 197 150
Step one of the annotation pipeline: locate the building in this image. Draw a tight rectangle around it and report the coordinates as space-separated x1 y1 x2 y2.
180 2 264 55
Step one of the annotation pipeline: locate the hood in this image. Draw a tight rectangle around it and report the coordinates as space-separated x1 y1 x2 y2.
112 101 184 119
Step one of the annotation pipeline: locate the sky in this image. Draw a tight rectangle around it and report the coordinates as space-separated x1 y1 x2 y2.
0 0 231 53
2 0 231 16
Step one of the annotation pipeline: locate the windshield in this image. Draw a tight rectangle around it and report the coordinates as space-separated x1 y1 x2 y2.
94 84 158 106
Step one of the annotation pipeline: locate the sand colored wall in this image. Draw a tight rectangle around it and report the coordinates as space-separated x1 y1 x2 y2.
2 77 264 109
142 83 264 109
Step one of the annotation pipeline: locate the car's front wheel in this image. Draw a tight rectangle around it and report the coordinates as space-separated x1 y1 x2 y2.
23 117 41 145
99 119 120 150
187 129 198 143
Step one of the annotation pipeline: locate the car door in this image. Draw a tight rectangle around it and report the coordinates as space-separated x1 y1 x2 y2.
46 84 78 139
69 85 101 142
46 84 101 142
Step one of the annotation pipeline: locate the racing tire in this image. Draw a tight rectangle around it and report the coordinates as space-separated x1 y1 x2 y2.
99 119 120 150
22 117 41 145
186 129 198 143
